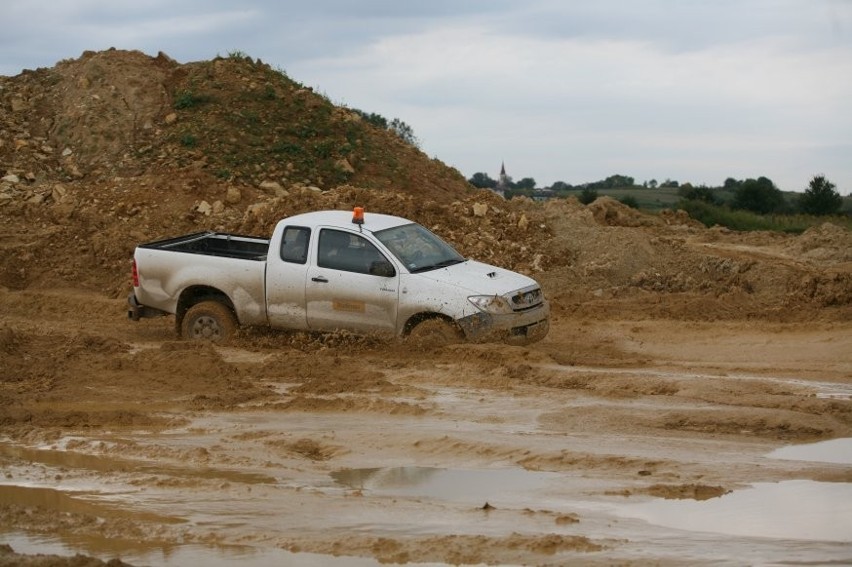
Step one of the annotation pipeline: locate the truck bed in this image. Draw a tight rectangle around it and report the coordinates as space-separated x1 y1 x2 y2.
139 231 269 261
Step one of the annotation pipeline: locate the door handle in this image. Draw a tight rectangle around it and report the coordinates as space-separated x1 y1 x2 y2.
311 276 328 283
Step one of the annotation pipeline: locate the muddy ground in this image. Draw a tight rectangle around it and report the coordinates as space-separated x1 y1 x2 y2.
1 281 850 565
1 49 851 565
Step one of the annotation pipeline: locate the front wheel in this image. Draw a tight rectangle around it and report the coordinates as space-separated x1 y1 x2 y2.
407 318 463 349
181 301 237 343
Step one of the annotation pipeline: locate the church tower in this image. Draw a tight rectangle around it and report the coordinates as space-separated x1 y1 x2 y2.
494 161 509 198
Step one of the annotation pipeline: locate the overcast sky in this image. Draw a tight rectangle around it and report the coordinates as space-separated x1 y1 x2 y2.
2 0 850 193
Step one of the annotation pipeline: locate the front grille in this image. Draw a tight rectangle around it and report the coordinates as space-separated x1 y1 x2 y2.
510 287 543 311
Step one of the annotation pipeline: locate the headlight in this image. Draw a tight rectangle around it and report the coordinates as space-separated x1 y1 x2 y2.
468 294 514 315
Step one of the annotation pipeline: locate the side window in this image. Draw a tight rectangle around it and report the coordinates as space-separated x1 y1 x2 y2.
280 226 310 264
318 229 393 276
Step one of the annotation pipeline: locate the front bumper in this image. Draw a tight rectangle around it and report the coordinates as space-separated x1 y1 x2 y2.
457 301 550 345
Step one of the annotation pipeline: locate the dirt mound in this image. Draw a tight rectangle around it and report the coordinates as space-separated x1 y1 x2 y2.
786 222 852 264
0 49 470 196
586 196 663 228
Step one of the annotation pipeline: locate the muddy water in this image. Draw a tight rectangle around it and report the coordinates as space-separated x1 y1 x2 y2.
544 364 852 400
3 531 382 566
617 480 852 542
328 464 852 558
0 484 182 525
4 441 852 565
769 437 852 464
3 363 851 565
331 463 852 542
331 466 562 505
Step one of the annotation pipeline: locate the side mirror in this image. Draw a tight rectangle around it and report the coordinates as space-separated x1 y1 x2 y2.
369 260 396 277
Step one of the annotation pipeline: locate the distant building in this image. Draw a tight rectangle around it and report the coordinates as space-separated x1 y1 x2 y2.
493 161 510 198
532 188 555 202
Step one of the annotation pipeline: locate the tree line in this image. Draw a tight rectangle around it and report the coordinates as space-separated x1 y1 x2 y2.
352 109 419 148
468 171 846 216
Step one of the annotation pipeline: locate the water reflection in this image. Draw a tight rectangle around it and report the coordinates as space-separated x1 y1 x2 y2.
0 442 276 484
2 532 381 567
0 485 182 524
331 466 439 489
620 480 852 542
331 466 559 504
768 438 852 465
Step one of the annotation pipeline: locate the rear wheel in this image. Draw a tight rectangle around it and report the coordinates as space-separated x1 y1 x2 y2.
407 318 463 348
181 301 237 343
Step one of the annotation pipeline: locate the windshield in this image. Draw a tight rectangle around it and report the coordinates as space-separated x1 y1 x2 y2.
374 223 466 273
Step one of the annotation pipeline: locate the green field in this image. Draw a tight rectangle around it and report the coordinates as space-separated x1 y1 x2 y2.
548 186 852 232
555 187 851 215
588 187 679 210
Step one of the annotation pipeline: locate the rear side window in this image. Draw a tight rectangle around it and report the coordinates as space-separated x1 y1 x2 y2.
280 226 310 264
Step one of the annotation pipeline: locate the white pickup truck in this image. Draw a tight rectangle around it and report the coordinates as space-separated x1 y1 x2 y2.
128 209 549 345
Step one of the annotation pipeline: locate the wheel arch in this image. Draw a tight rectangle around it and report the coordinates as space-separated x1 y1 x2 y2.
176 286 238 328
403 311 460 337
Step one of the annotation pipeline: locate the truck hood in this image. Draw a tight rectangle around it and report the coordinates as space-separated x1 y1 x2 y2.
410 260 539 295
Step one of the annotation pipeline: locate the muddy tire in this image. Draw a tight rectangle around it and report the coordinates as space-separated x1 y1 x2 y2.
407 318 463 348
181 301 237 343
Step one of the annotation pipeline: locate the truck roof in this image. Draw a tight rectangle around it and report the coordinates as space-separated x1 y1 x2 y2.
279 210 413 233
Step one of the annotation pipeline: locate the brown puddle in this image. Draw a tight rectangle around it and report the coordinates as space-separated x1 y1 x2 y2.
0 442 277 485
617 480 852 542
768 437 852 465
4 461 852 565
2 531 382 566
331 466 562 505
0 484 183 525
334 466 852 542
541 364 852 400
